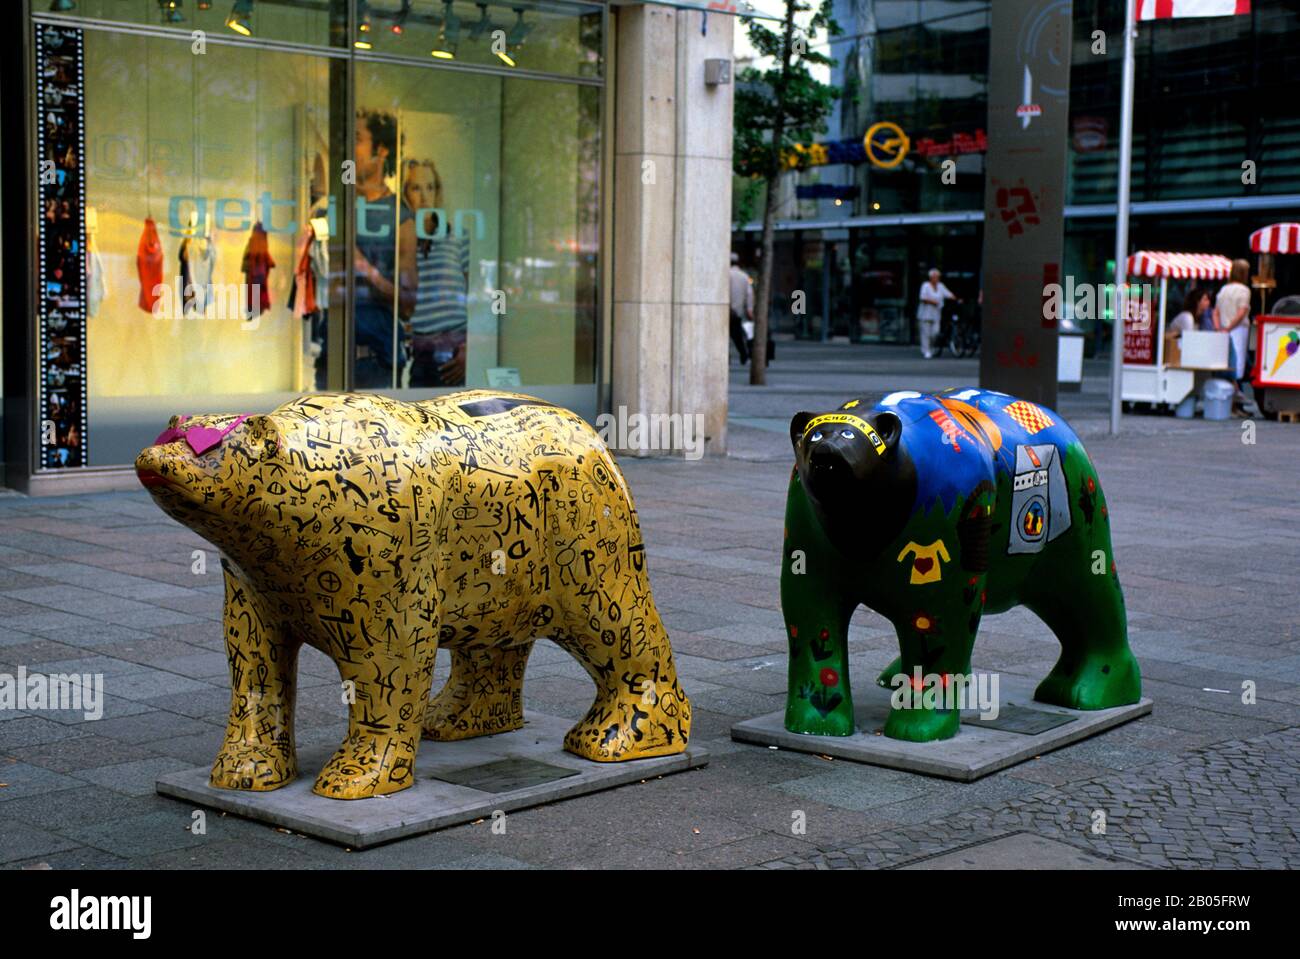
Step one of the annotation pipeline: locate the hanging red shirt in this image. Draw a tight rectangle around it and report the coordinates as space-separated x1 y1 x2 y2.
137 217 165 313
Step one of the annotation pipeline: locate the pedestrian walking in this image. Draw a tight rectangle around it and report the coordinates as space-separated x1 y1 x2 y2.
729 252 753 365
1212 259 1254 412
917 268 959 359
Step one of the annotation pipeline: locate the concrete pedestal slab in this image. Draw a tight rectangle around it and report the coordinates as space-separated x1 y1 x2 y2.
156 711 708 849
730 674 1151 782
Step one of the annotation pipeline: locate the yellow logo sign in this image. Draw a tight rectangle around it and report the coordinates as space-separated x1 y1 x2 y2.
864 121 910 169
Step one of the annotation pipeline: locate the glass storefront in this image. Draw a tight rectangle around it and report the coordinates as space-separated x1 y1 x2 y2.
29 0 604 472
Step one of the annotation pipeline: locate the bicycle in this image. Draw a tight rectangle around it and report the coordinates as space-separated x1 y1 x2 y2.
945 303 981 358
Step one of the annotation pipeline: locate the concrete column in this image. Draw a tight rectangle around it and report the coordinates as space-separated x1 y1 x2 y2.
612 4 733 457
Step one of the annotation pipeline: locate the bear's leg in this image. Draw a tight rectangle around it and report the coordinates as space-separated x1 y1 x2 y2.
882 595 980 743
423 643 532 741
1025 559 1141 710
552 602 691 762
313 624 438 800
781 471 857 736
210 563 299 792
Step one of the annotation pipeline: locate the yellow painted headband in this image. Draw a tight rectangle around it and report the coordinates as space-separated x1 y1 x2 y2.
802 413 887 456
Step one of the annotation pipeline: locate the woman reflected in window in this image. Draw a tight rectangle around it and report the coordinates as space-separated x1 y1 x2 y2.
402 158 469 388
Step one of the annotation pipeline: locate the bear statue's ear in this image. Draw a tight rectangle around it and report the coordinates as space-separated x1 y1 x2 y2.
872 410 903 452
241 414 282 455
790 411 814 451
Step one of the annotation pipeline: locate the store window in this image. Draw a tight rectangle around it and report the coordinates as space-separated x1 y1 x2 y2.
32 1 604 472
350 59 600 398
77 28 336 466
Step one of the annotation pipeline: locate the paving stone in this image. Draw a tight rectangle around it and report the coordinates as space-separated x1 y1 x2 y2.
0 821 84 864
73 757 198 797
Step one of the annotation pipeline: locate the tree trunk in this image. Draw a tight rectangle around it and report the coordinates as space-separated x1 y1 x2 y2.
750 0 798 387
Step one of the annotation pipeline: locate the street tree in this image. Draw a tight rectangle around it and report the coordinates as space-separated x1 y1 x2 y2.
733 0 841 385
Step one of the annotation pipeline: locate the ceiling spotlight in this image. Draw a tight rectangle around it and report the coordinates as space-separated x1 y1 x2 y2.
355 0 373 47
392 0 411 34
496 8 531 66
468 3 492 40
226 0 253 35
198 1 212 9
431 1 460 60
159 0 183 23
507 8 532 46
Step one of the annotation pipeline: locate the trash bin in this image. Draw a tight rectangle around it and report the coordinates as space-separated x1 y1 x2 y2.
1174 394 1195 419
1202 379 1234 421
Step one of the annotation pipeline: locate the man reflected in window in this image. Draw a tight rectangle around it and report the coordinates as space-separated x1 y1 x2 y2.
353 109 417 389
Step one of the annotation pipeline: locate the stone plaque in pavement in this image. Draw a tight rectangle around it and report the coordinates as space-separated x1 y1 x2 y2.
731 674 1151 782
433 757 580 793
156 711 707 849
961 702 1078 736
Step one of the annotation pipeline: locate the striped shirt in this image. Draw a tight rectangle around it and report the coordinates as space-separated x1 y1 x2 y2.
411 236 470 335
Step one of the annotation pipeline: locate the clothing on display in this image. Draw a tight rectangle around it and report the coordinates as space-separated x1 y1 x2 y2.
179 237 195 316
240 221 275 317
411 234 470 336
290 226 321 319
136 216 164 313
189 236 217 315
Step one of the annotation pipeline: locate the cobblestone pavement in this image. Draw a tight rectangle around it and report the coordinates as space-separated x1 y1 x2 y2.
1 342 1297 869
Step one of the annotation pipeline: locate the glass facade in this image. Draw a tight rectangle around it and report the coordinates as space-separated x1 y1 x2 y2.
738 0 1300 345
30 0 604 471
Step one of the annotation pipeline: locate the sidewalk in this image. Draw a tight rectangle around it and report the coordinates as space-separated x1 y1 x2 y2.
2 341 1299 869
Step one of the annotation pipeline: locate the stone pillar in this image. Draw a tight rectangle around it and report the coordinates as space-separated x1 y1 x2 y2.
612 4 733 457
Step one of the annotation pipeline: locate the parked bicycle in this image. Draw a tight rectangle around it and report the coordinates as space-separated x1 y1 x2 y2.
937 301 981 358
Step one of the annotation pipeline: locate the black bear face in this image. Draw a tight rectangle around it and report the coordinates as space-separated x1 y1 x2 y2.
791 409 901 501
789 407 915 557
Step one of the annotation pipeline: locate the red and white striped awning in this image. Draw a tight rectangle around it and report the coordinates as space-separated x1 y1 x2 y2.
1126 251 1233 279
1137 1 1251 21
1249 223 1300 254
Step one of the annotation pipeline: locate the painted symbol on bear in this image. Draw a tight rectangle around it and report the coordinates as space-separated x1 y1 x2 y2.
928 408 966 452
1019 498 1046 540
1007 443 1072 554
897 540 950 584
1003 399 1055 434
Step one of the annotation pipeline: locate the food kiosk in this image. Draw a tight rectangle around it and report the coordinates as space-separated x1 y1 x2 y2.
1248 223 1300 419
1121 251 1232 410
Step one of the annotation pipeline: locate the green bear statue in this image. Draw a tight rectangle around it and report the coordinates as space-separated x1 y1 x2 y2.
781 388 1142 743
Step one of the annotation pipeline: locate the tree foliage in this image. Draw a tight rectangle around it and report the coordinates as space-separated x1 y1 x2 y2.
733 1 843 183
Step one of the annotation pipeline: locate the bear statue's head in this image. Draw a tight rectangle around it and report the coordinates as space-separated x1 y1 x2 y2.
789 404 917 556
135 410 286 563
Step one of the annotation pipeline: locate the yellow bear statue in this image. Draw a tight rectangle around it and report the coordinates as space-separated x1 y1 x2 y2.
135 391 691 799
